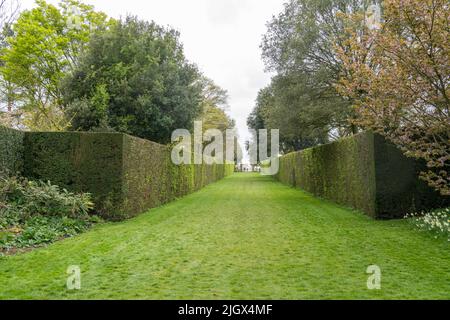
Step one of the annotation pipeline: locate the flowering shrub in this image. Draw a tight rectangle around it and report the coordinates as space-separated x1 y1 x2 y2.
405 208 450 241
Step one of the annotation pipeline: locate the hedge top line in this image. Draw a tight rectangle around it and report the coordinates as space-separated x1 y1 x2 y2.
280 131 373 158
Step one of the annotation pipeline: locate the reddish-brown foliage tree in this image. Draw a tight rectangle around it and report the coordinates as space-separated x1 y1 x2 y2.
336 0 449 195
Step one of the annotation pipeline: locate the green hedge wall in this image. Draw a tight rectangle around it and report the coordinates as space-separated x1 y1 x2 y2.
21 131 233 221
276 131 448 219
23 132 126 219
373 134 448 219
121 134 233 220
0 126 24 176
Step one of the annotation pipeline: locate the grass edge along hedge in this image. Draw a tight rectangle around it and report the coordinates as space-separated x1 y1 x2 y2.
2 129 233 221
276 131 448 219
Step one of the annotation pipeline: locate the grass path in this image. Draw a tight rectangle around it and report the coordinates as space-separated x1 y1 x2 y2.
0 173 448 299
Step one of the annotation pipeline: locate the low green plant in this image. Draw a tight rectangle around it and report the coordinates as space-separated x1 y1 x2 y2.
0 177 93 221
0 176 99 253
1 216 98 250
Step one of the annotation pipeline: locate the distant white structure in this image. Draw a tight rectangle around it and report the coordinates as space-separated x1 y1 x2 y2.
236 164 260 172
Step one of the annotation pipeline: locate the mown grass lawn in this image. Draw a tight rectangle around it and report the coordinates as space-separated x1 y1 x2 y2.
0 173 448 299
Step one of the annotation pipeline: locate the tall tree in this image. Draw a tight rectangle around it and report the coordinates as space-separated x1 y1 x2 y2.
254 0 382 152
0 0 109 130
195 76 240 162
62 16 203 144
0 0 19 127
336 0 449 195
197 76 234 133
248 82 329 154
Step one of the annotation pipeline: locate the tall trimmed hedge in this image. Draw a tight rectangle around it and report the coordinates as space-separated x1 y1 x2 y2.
121 135 233 220
276 132 449 219
0 126 24 176
372 134 448 219
23 132 125 219
21 131 233 221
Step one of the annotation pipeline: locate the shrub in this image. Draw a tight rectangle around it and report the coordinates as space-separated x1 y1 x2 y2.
0 176 97 253
0 216 95 250
0 177 93 220
405 208 450 241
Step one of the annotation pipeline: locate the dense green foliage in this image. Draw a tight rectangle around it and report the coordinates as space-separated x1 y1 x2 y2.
0 176 96 253
276 132 449 219
0 215 95 252
62 16 203 144
22 131 233 221
197 76 235 133
0 126 23 176
23 131 125 218
0 176 93 218
248 83 330 154
196 77 242 163
0 174 449 299
0 0 110 130
1 2 233 146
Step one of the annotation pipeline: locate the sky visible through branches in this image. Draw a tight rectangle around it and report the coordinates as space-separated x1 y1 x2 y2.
21 0 285 163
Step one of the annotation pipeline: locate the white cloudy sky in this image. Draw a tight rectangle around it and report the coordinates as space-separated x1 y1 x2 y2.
21 0 285 161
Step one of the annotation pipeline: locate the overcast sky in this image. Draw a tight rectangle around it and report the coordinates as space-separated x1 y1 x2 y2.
22 0 285 162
